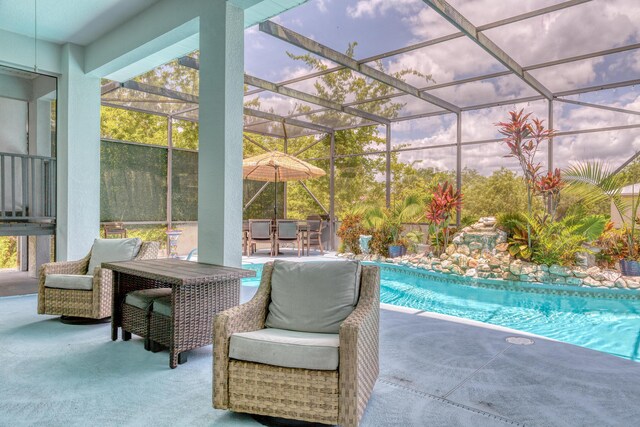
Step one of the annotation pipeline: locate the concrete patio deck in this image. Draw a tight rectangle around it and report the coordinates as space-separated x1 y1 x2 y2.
1 277 639 426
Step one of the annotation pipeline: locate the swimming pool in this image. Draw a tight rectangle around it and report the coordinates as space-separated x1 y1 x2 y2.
242 263 640 361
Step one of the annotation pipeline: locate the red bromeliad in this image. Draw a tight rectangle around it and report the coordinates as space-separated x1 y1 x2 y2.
426 182 463 254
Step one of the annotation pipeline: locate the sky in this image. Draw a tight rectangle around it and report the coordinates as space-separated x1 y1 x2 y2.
243 0 640 175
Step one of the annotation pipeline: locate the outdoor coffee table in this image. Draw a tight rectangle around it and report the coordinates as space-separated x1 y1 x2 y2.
104 258 255 368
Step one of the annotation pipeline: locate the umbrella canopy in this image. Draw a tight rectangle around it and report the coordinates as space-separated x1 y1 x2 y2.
242 151 326 182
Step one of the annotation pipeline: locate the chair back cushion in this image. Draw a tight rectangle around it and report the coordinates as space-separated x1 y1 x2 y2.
265 260 361 333
277 220 298 239
250 220 271 239
87 238 142 274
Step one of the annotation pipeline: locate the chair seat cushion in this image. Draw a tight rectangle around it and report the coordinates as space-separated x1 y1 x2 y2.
44 274 94 291
265 260 362 333
87 238 142 274
151 296 171 317
125 288 171 309
230 328 339 371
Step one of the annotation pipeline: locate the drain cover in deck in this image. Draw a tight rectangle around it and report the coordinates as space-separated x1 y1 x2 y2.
506 336 534 345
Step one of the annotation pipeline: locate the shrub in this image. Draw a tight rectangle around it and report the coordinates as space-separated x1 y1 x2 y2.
337 212 366 254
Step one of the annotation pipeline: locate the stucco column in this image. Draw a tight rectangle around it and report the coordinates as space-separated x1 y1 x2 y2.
197 2 244 267
56 43 100 261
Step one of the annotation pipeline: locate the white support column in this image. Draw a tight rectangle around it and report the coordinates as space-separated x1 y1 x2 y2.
57 44 101 261
197 2 244 267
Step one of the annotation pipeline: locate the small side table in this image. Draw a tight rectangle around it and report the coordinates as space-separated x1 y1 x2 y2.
105 258 255 368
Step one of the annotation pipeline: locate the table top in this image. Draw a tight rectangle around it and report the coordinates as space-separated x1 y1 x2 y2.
102 258 256 286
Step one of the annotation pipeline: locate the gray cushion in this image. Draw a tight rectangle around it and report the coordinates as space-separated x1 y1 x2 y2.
265 260 361 333
87 238 142 274
44 274 94 291
125 288 171 309
230 328 339 370
152 296 171 317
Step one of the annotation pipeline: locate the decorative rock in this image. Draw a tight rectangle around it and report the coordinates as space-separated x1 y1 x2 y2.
520 263 537 275
614 278 627 288
495 243 509 252
451 253 469 269
441 260 453 270
602 280 615 288
572 267 589 279
440 253 448 261
457 245 470 256
566 277 583 286
446 244 456 255
452 234 464 245
451 265 464 275
626 279 640 289
465 268 477 277
549 264 572 277
469 242 483 251
586 267 605 281
468 259 478 268
551 276 566 284
478 263 491 272
582 277 600 287
601 270 621 282
539 264 549 272
509 260 523 276
488 257 501 268
503 272 519 281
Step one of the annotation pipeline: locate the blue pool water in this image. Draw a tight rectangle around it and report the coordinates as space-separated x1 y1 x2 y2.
242 263 640 361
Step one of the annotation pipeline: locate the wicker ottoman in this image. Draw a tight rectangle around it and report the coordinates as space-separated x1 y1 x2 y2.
122 289 171 350
148 296 172 352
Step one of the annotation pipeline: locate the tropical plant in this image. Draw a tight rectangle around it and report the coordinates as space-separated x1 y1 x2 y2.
564 161 640 260
595 221 631 268
535 168 564 221
368 225 392 257
425 182 463 254
527 214 606 266
497 212 533 260
337 208 367 254
496 110 555 248
366 194 423 247
404 230 425 253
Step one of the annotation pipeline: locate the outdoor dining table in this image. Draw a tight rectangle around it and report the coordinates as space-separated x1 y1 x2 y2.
104 258 255 368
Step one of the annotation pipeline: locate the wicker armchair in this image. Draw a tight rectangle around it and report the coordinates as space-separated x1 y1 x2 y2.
213 262 380 427
37 241 160 320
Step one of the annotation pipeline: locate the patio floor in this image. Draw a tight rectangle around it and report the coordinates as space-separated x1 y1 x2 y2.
1 282 639 426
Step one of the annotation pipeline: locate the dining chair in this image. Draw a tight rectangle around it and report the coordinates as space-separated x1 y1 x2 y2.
248 220 274 256
274 219 301 257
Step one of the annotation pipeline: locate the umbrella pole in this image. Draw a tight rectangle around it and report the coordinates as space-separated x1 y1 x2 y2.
274 167 278 220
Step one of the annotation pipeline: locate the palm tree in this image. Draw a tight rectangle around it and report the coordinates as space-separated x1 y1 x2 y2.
366 194 423 245
564 161 640 259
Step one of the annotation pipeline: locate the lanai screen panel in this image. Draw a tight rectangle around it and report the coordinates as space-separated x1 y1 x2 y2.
102 86 195 116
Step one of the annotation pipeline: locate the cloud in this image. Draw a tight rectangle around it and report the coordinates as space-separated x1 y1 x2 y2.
346 0 420 19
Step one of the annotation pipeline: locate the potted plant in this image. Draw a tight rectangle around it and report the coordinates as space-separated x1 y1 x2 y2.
366 195 423 258
425 182 463 255
565 161 640 275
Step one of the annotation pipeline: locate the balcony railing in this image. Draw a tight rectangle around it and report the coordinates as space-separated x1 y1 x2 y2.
0 152 56 223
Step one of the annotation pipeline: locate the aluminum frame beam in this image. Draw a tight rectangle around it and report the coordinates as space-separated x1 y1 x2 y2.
244 0 589 98
258 20 461 113
556 98 640 116
422 0 553 100
179 56 390 125
244 107 332 134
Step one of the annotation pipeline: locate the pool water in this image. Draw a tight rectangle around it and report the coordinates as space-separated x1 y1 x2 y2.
242 263 640 361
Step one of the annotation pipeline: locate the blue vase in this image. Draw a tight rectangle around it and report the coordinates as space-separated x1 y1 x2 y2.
388 245 404 258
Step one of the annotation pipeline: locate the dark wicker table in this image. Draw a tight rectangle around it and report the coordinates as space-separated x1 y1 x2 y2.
104 258 255 368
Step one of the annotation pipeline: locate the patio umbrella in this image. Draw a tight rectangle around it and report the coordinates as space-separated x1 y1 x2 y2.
243 151 326 218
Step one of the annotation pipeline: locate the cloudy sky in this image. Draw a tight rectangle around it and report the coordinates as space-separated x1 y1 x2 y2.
244 0 640 175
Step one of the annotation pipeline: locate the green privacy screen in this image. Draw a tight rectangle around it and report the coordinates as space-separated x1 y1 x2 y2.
172 150 198 221
101 140 285 222
100 140 167 222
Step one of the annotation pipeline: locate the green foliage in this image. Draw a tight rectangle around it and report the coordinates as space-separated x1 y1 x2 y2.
499 212 606 266
497 212 532 260
369 225 392 258
527 214 606 266
0 237 17 269
564 161 640 259
336 209 366 254
366 194 423 245
462 168 532 218
126 225 167 250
